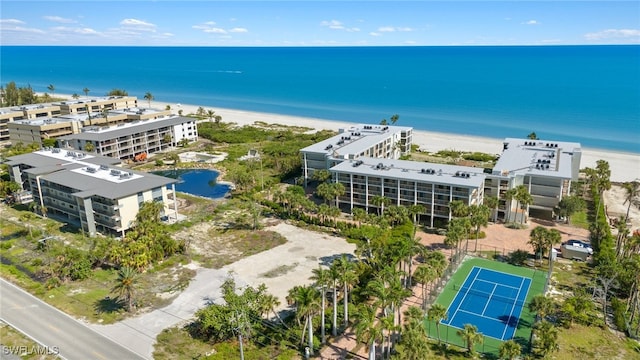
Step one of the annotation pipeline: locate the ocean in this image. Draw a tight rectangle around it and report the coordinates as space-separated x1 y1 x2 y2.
1 45 638 153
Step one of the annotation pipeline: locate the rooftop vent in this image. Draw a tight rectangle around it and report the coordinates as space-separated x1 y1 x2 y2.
353 160 364 167
85 167 97 173
325 144 333 150
52 148 61 153
110 169 121 176
376 163 384 170
99 165 109 170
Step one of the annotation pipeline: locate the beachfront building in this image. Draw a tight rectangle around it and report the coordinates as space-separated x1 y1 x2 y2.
57 115 198 161
0 96 137 144
332 157 484 227
301 124 582 224
7 106 172 148
300 124 413 184
4 148 179 237
485 138 582 221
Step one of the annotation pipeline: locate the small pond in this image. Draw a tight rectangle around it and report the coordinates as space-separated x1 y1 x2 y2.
153 169 231 199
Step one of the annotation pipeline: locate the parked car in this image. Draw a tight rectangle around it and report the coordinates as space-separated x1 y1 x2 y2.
566 240 593 254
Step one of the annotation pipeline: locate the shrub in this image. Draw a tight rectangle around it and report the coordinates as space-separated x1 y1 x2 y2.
0 241 13 250
508 250 530 266
462 152 497 162
611 297 628 332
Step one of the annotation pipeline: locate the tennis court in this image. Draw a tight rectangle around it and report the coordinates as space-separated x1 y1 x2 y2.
442 266 531 341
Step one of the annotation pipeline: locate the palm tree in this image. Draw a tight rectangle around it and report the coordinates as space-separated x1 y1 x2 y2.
407 204 425 235
328 264 340 337
590 160 611 219
293 285 321 355
72 93 80 99
84 142 95 153
333 255 358 329
413 265 437 310
144 92 154 108
532 320 559 357
352 207 368 227
545 228 562 272
82 87 90 97
47 84 55 97
457 323 483 356
310 266 331 344
528 226 548 262
260 293 285 325
529 294 555 320
484 196 499 223
206 109 216 123
427 303 448 344
516 185 534 224
623 181 640 224
390 114 399 125
370 195 390 216
449 199 469 218
353 305 383 360
504 188 518 223
469 204 491 251
527 131 539 140
112 266 138 312
499 339 521 359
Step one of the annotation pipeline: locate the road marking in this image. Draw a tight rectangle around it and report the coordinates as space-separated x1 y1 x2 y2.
47 324 60 333
93 350 108 359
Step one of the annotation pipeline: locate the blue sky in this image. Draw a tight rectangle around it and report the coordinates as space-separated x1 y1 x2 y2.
1 1 639 46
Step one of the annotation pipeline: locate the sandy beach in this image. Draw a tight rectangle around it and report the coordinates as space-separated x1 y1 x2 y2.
150 98 639 184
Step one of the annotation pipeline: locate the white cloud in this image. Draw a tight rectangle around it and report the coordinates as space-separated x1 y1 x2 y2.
229 27 248 33
120 18 157 32
377 26 412 33
0 19 25 24
369 32 381 37
43 15 76 24
522 20 539 25
204 28 227 34
162 32 174 37
52 26 100 35
321 20 359 32
585 28 640 41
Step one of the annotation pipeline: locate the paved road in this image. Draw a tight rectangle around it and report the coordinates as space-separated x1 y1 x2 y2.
0 278 146 360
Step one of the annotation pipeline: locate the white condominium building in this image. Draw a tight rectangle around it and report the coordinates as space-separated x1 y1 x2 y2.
5 148 179 237
300 124 413 183
301 124 582 223
57 115 198 161
332 157 484 227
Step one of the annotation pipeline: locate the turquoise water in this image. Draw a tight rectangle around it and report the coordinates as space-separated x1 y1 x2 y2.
152 169 230 199
1 45 638 152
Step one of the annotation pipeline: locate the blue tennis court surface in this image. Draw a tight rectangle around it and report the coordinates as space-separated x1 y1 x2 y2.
442 266 531 341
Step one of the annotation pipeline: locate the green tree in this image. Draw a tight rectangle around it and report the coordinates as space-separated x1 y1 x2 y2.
370 195 391 216
529 294 555 320
312 169 331 183
144 92 154 107
469 204 490 251
353 304 383 360
623 181 640 224
108 88 128 96
504 187 518 223
333 255 358 329
206 109 216 123
328 264 340 337
310 266 331 344
457 323 483 356
555 195 586 223
84 142 95 153
484 196 500 223
499 339 521 359
390 114 399 125
532 320 559 357
413 265 437 310
527 132 539 140
510 185 533 224
72 93 80 99
47 84 55 97
111 266 138 312
83 87 90 97
528 226 548 262
292 285 321 354
427 303 448 344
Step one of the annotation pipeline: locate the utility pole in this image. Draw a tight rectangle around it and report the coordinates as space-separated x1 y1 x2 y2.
234 311 246 360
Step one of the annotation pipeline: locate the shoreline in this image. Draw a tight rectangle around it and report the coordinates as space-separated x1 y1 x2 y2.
49 93 640 183
153 99 639 184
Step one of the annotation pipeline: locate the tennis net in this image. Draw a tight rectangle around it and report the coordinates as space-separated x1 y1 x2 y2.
454 284 526 306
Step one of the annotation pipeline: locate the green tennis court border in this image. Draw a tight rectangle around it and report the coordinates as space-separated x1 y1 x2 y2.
425 257 547 356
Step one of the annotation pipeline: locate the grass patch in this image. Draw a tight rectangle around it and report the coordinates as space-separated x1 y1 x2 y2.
570 210 590 229
0 322 59 360
556 324 640 359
